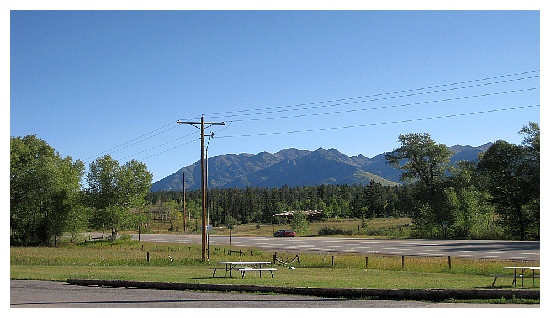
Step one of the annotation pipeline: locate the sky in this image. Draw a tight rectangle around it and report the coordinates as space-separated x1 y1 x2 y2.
5 2 543 183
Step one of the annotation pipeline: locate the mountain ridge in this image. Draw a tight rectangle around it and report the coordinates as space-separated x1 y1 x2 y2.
151 143 492 192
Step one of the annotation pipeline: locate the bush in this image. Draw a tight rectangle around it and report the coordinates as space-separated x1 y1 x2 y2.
318 226 353 236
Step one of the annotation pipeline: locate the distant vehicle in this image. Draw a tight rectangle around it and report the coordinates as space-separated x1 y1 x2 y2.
274 229 296 237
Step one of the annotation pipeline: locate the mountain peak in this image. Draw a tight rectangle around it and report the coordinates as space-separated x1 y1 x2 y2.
151 144 491 191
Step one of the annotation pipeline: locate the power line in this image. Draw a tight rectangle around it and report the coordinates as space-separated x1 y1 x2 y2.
83 71 538 164
222 87 539 123
207 70 539 119
83 114 206 163
214 74 539 120
120 131 197 161
139 138 198 161
82 71 538 166
115 104 538 162
124 99 538 162
84 121 178 162
105 102 538 166
215 104 539 139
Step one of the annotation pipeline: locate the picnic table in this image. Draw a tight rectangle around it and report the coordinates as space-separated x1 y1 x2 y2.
212 261 272 278
505 266 540 287
492 266 540 288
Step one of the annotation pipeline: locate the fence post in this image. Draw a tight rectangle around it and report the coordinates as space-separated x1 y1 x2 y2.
146 252 150 262
273 252 277 264
365 256 369 269
332 255 335 267
448 256 452 269
402 255 405 268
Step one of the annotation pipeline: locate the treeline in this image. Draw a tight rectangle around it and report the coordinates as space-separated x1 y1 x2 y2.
11 135 152 245
148 122 540 241
147 181 415 226
10 122 539 245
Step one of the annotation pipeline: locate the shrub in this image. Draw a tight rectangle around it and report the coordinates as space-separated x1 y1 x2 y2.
318 226 353 236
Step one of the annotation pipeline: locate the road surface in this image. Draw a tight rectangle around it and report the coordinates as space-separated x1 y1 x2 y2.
130 234 540 261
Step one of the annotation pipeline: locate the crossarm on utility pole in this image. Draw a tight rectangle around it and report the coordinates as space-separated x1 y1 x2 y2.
177 116 225 261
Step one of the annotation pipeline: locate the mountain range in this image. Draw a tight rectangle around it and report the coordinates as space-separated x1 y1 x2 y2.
150 143 493 192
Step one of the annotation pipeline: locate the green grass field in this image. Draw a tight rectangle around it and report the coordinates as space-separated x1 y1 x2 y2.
10 236 540 291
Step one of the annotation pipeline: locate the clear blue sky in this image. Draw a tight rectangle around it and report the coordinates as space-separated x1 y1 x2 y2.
7 5 541 183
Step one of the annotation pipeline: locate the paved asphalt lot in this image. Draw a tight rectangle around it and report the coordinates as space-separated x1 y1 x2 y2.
132 234 540 261
9 280 539 308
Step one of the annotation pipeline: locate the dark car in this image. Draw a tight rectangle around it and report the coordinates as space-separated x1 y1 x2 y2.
274 229 296 237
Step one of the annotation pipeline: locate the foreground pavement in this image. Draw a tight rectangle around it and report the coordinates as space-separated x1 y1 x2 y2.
10 280 540 309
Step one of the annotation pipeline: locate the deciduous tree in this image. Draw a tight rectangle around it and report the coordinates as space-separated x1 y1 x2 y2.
86 155 152 235
10 135 85 245
477 123 540 240
385 133 453 235
385 133 453 196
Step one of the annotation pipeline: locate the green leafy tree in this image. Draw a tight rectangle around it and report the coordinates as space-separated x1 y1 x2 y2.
185 199 202 220
385 133 453 235
87 155 152 235
385 133 453 196
290 210 309 235
10 135 85 245
477 126 539 240
163 199 180 230
519 122 540 235
225 215 238 229
519 121 540 154
443 161 495 239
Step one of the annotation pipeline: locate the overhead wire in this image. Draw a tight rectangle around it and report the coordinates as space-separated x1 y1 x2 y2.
120 130 198 161
207 70 539 120
85 70 539 164
141 84 539 160
214 104 540 139
221 87 539 123
132 102 539 162
84 115 203 163
139 138 198 161
83 121 178 162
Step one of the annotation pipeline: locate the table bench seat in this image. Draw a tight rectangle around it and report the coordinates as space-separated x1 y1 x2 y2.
489 274 523 287
209 268 228 277
238 267 277 278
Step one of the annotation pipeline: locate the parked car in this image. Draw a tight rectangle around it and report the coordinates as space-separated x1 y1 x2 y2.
274 229 296 237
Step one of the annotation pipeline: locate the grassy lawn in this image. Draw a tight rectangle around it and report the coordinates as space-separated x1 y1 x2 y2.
11 265 508 290
10 237 540 291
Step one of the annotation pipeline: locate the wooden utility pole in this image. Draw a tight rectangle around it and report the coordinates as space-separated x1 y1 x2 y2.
177 116 224 261
182 171 186 232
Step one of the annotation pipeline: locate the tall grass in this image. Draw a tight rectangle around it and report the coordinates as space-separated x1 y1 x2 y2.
11 238 539 290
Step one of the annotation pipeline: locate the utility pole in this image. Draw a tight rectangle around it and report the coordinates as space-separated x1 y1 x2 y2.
182 171 186 232
177 116 225 261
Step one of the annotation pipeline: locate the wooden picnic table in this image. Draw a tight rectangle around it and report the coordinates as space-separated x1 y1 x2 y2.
215 261 272 278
